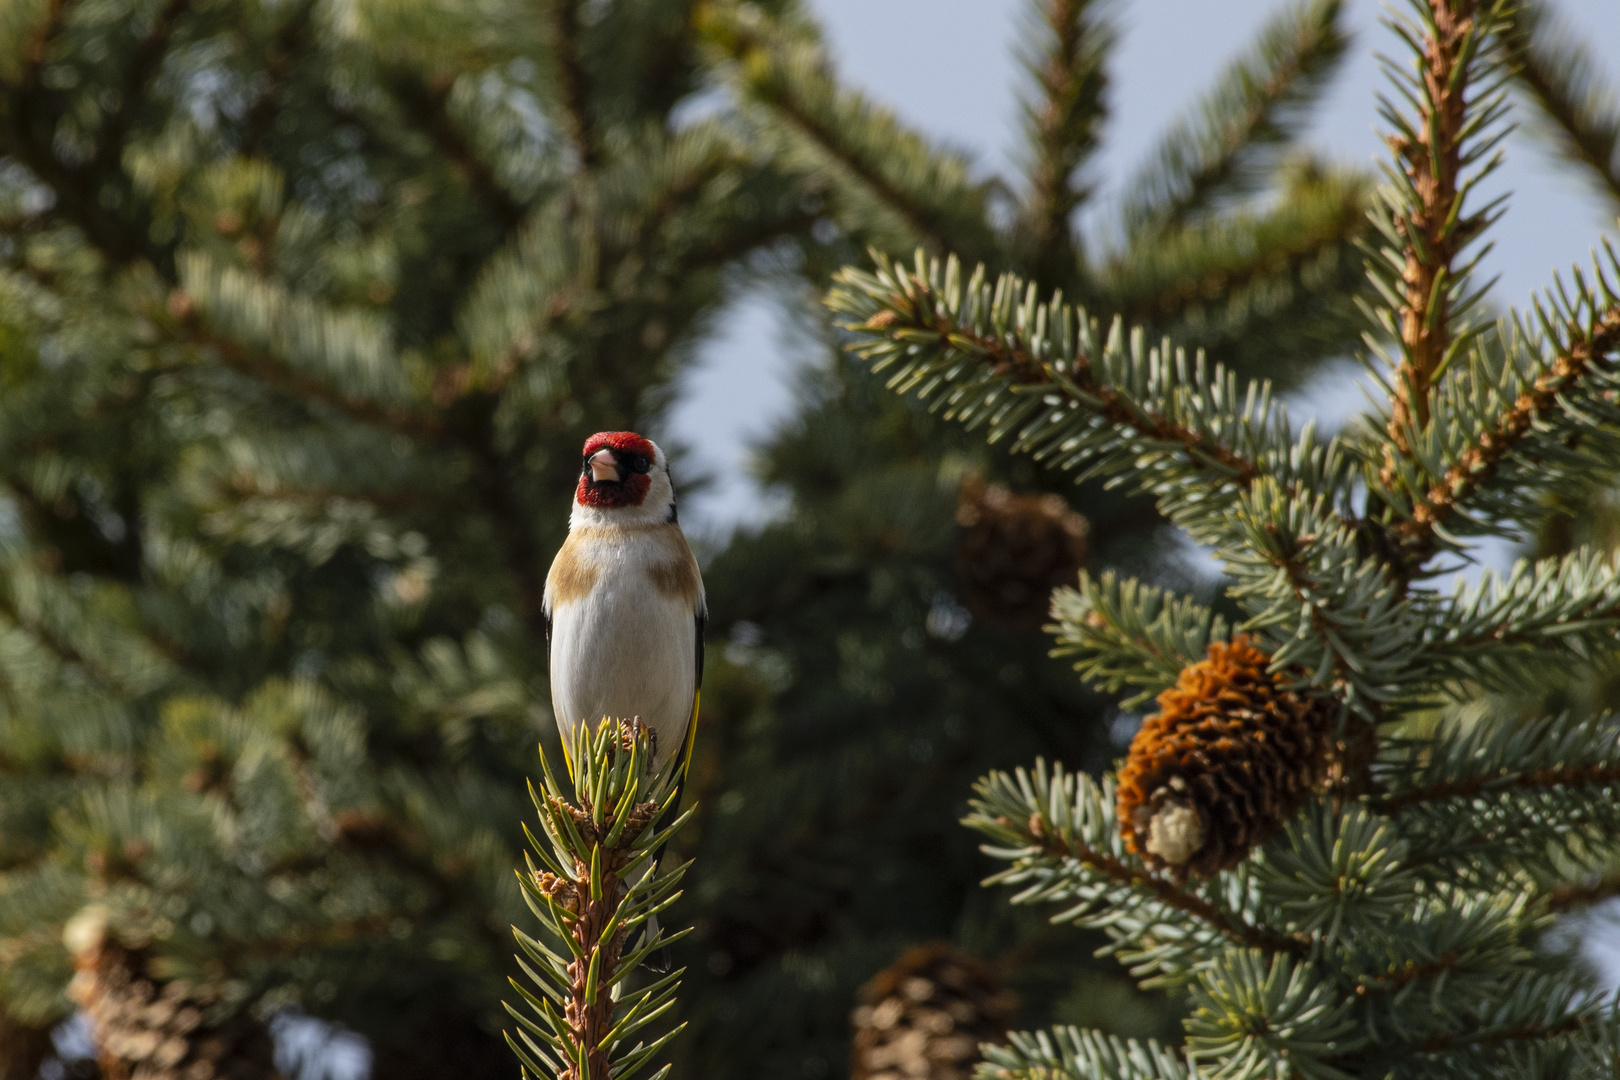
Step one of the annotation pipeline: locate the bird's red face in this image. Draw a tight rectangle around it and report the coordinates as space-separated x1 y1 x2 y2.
576 431 657 508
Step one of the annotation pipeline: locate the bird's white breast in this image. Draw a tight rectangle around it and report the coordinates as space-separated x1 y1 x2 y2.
545 522 703 771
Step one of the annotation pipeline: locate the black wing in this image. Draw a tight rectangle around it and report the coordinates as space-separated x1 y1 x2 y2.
694 611 705 688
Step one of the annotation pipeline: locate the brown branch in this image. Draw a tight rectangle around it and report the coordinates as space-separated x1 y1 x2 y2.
859 274 1263 486
242 0 317 152
0 0 152 265
1546 868 1620 911
1380 0 1483 488
1352 953 1460 997
1375 762 1620 813
91 0 189 173
16 0 69 87
170 292 446 442
169 293 554 636
1395 304 1620 549
543 0 597 170
1368 1013 1589 1064
0 584 149 699
0 1005 54 1080
1020 821 1310 958
389 71 525 229
759 88 953 254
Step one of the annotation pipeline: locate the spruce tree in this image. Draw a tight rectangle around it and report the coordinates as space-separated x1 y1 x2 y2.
825 0 1620 1076
674 2 1373 1077
0 0 1385 1078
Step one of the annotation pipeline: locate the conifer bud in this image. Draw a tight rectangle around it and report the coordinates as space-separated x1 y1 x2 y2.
955 477 1089 631
63 907 280 1080
850 943 1015 1080
1116 636 1335 877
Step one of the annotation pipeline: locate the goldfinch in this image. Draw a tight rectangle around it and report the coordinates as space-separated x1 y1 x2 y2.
544 430 705 788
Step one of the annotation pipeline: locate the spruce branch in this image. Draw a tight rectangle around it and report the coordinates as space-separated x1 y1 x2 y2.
1223 480 1417 710
0 563 174 700
507 718 693 1080
1372 0 1514 496
1546 868 1620 912
1376 710 1620 879
460 125 756 387
1014 0 1110 282
168 258 443 440
702 5 995 261
965 761 1311 974
1375 710 1620 807
169 272 553 630
827 252 1326 527
91 0 189 176
978 1027 1194 1080
1501 1 1620 212
1106 164 1368 327
1120 0 1350 237
1355 983 1594 1072
540 0 598 170
0 0 152 267
1 0 198 275
242 0 317 152
1420 549 1620 692
386 70 525 229
1392 295 1620 554
1183 949 1364 1078
1048 571 1228 710
168 296 441 441
1380 761 1620 813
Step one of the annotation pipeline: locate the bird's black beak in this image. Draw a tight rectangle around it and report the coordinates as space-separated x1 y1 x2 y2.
586 448 624 484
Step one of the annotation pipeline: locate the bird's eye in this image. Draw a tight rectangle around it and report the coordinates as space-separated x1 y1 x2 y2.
627 454 651 474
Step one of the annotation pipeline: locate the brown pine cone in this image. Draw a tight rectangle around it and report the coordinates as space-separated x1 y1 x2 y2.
1116 635 1336 878
955 477 1089 631
850 943 1015 1080
64 908 281 1080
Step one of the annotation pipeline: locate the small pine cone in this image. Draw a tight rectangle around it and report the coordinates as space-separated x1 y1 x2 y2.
1117 635 1335 878
955 477 1089 631
63 908 281 1080
850 943 1015 1080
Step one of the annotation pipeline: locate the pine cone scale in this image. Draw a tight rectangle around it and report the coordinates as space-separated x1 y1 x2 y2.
851 944 1015 1080
63 909 282 1080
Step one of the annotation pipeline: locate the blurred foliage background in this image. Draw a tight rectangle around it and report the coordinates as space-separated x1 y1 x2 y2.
7 0 1608 1077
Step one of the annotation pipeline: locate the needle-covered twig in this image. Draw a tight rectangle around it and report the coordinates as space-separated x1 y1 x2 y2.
506 719 694 1080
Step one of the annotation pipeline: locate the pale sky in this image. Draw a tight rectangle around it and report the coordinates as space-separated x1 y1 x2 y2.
665 0 1620 534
